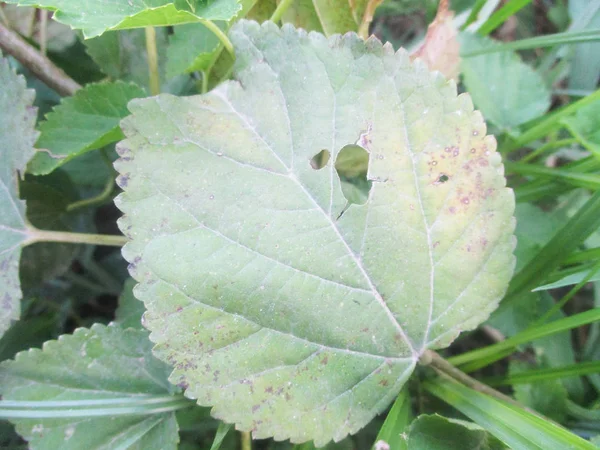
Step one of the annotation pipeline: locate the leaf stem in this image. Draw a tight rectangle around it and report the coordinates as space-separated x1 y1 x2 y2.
0 21 80 96
419 350 523 408
67 174 115 211
270 0 294 23
241 431 252 450
145 26 161 96
24 228 127 247
39 9 48 56
199 18 234 57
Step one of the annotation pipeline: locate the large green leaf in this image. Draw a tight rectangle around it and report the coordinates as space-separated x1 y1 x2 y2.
115 21 516 445
0 324 182 449
0 57 38 339
460 33 551 130
4 0 240 38
28 82 146 175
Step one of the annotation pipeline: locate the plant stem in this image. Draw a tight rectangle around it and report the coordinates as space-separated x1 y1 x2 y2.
24 228 127 248
199 18 234 57
67 174 115 211
419 350 523 407
0 21 80 96
39 9 48 56
270 0 294 23
241 431 252 450
145 26 161 96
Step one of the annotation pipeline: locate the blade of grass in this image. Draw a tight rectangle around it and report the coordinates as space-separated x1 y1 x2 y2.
424 378 596 450
210 422 233 450
448 308 600 367
484 361 600 386
374 387 411 450
501 88 600 153
506 162 600 190
478 0 532 36
505 189 600 302
565 247 600 265
463 29 600 56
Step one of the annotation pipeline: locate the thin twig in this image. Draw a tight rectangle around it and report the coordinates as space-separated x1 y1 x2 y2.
0 21 80 96
39 9 48 56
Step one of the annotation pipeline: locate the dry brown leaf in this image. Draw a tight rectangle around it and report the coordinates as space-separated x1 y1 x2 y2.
411 0 460 81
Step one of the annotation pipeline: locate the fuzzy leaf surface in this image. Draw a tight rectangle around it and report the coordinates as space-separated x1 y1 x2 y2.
28 82 146 175
0 324 180 450
115 21 516 445
3 0 240 38
0 57 38 338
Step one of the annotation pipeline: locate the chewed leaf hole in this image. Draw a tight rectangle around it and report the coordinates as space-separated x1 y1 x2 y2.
310 149 330 170
335 144 372 206
437 174 450 184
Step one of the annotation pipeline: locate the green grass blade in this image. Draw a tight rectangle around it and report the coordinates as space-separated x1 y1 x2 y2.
506 162 600 190
210 422 233 450
448 308 600 366
501 88 600 153
463 29 600 56
505 189 600 302
484 361 600 386
424 378 596 450
565 247 600 265
374 387 411 450
478 0 532 36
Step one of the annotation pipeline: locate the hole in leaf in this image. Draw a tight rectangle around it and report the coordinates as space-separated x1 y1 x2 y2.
310 149 330 170
437 174 449 183
335 145 372 206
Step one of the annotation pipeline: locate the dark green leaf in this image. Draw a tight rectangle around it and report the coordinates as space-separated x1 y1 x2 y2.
28 82 146 175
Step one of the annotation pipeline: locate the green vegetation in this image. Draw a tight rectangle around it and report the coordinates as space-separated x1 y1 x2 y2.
0 0 599 449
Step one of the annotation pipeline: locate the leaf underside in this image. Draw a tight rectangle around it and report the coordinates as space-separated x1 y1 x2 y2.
0 57 38 338
115 21 516 445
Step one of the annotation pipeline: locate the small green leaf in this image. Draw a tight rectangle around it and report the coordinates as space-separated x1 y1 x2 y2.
114 278 145 329
0 324 181 449
407 414 507 450
85 28 169 92
115 21 515 445
3 0 241 38
0 57 38 339
28 82 146 176
166 21 225 78
460 33 551 129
